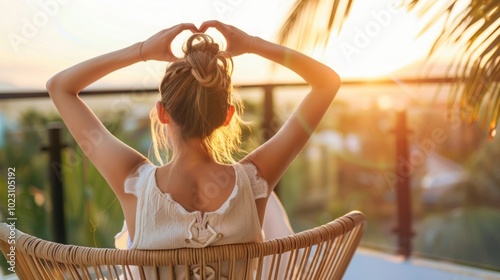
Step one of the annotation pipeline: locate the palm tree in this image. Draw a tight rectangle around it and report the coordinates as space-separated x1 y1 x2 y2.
277 0 499 139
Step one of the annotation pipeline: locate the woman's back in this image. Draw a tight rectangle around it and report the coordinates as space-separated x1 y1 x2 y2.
155 161 237 214
116 161 266 278
116 161 265 250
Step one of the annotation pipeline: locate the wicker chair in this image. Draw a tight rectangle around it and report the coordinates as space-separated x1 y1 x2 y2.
0 211 365 280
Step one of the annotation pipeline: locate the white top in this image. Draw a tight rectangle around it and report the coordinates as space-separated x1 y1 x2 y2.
115 162 268 250
114 161 295 279
114 162 270 279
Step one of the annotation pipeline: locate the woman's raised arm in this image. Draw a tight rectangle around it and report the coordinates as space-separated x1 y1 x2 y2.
46 24 198 198
200 21 341 191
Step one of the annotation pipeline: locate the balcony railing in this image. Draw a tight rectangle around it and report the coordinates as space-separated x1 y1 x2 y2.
1 77 499 276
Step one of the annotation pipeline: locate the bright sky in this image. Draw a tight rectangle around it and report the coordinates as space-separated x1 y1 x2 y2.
0 0 444 92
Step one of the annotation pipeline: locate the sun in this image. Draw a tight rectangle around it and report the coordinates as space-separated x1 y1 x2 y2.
320 0 441 79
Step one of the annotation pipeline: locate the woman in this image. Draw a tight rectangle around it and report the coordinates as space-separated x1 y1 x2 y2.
47 21 340 278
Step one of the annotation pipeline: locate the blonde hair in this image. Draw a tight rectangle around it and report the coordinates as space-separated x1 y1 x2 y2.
150 33 244 164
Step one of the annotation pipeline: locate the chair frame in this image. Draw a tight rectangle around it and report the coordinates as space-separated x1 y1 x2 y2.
1 211 365 280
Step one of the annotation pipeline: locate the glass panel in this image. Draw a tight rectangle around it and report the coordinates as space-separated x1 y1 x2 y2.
1 82 499 275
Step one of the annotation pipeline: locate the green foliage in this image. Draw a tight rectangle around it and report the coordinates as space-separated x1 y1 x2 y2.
277 0 354 52
408 0 500 138
0 109 60 239
415 207 500 270
0 109 133 274
466 135 500 206
8 110 129 243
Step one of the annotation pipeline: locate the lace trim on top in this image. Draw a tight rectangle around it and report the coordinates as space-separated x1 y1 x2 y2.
124 162 270 201
155 185 240 216
124 162 153 197
241 162 269 199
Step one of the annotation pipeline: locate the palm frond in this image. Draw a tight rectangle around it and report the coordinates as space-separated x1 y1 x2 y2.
277 0 353 52
410 0 500 138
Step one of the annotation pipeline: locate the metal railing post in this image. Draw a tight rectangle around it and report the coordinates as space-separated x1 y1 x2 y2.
261 85 281 195
392 110 413 259
42 122 67 244
262 85 275 141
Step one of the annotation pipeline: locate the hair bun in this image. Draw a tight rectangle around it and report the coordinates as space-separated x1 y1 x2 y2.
183 34 232 89
184 34 220 56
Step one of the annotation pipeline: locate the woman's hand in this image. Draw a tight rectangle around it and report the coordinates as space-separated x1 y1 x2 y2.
199 20 254 57
140 23 199 62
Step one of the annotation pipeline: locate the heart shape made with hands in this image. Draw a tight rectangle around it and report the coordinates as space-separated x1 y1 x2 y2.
141 21 252 61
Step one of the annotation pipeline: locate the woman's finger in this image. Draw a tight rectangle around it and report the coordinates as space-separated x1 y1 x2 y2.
199 20 224 33
169 23 199 37
177 23 200 33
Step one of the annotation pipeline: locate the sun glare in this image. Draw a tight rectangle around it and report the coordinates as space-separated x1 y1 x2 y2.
0 0 445 91
322 0 441 79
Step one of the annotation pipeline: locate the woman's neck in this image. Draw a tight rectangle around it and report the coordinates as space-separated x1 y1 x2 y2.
170 137 213 165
